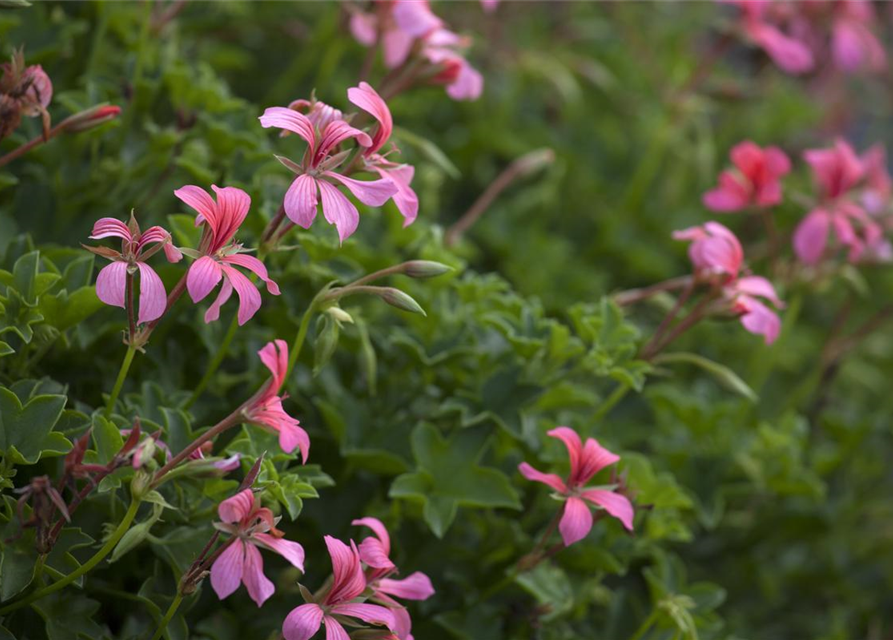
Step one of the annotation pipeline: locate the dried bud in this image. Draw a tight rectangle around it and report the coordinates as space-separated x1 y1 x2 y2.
378 287 427 316
62 104 121 134
402 260 454 279
0 94 22 139
513 148 555 178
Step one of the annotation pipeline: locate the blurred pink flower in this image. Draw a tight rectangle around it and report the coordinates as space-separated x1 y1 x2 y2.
860 144 892 214
519 427 634 547
17 65 52 116
732 0 814 74
282 535 397 640
353 517 435 640
259 106 398 242
88 217 182 325
211 489 305 607
244 340 310 460
830 0 886 73
672 221 744 278
422 29 484 101
175 184 280 325
348 81 419 225
351 0 444 69
703 141 791 212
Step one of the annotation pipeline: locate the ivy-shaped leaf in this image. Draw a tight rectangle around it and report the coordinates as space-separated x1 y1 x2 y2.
0 387 70 465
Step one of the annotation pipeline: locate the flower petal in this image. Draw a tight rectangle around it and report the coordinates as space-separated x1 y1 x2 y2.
316 120 372 166
702 171 749 212
581 489 635 531
378 571 435 601
793 209 831 265
348 82 393 156
376 164 419 225
330 603 397 631
546 427 583 483
324 172 397 208
221 264 262 326
135 262 167 325
737 296 782 345
89 218 132 241
352 517 391 557
258 339 288 390
575 438 620 486
284 175 320 229
242 542 275 607
317 179 360 243
218 488 255 523
187 256 223 303
259 106 316 151
324 536 366 605
253 533 305 572
223 254 280 295
95 262 128 310
174 185 218 225
209 185 251 249
210 539 244 600
518 462 568 493
283 604 325 640
204 277 234 324
558 496 593 547
323 617 350 640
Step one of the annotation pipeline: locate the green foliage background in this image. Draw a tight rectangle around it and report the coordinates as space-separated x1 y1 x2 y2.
1 2 893 640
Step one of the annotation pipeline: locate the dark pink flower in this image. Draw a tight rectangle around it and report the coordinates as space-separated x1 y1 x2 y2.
211 489 305 607
353 517 435 640
348 82 419 225
88 217 182 325
259 106 398 242
519 427 634 547
703 141 791 212
282 536 397 640
244 340 310 460
175 184 280 325
672 221 743 279
731 0 814 74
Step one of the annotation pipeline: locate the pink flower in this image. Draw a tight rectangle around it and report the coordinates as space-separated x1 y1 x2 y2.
175 184 280 325
731 0 814 74
243 340 310 460
703 141 791 212
88 216 182 325
674 222 784 343
350 0 444 69
18 65 52 116
259 106 398 243
830 0 886 73
860 144 892 214
348 82 419 225
422 29 484 101
189 446 242 473
353 517 435 640
804 138 863 201
211 489 306 607
519 427 634 547
282 536 397 640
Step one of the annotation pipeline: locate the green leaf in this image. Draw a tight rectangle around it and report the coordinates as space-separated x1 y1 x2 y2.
111 502 165 562
91 414 124 464
392 126 461 179
0 526 37 601
653 352 758 402
0 341 13 358
389 423 521 537
13 251 60 306
39 286 103 332
515 562 574 620
32 591 104 640
167 214 203 248
0 387 70 465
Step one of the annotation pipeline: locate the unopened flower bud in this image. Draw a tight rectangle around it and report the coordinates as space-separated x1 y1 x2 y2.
325 306 354 324
62 104 121 134
131 470 152 500
402 260 454 279
378 287 427 316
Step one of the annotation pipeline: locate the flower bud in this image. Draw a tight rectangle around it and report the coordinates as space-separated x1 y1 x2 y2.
378 287 427 316
62 104 121 134
131 470 152 500
325 306 354 324
402 260 454 279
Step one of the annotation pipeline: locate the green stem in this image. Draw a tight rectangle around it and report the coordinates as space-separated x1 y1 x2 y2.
593 383 631 423
286 291 328 384
150 592 183 640
105 345 137 418
629 609 659 640
184 313 239 409
0 498 142 616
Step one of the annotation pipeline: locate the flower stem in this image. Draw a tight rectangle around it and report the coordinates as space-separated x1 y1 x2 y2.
184 312 240 410
105 345 137 418
629 608 660 640
0 497 142 616
150 593 183 640
286 287 333 383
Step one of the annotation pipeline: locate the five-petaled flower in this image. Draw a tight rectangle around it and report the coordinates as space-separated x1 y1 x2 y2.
259 103 398 243
211 489 306 607
175 184 280 325
519 427 634 547
703 141 791 213
353 517 435 640
673 221 784 344
243 340 310 461
88 216 182 325
283 535 397 640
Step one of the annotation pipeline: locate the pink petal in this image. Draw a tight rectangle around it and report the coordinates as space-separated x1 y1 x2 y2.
763 146 792 176
135 262 167 325
734 275 783 307
241 542 275 606
89 218 132 241
324 536 366 605
376 164 419 225
259 107 317 151
703 172 750 212
546 427 583 483
258 339 288 390
581 489 635 531
210 540 245 600
392 0 443 38
378 572 435 601
383 27 415 69
738 296 782 345
20 65 52 112
574 438 620 486
324 172 397 208
352 517 391 557
446 61 484 101
330 603 397 631
323 617 350 640
209 185 251 249
218 488 255 523
357 537 394 571
749 23 814 74
283 604 325 640
348 82 393 156
558 496 593 547
221 264 262 326
174 185 218 224
350 11 377 46
252 533 305 572
729 140 764 178
187 256 223 302
317 179 360 243
95 261 128 310
832 20 883 72
315 120 372 166
793 209 831 265
222 254 280 295
517 462 568 493
284 175 320 230
204 277 234 324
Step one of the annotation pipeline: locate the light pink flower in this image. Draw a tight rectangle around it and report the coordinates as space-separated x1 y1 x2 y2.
860 144 892 214
259 106 398 243
422 29 484 101
731 0 814 74
672 221 743 279
18 65 52 116
830 0 886 73
725 275 784 344
175 184 280 325
519 427 634 547
703 141 791 212
244 340 310 460
211 489 305 607
88 217 182 325
353 517 435 640
350 0 444 69
348 82 419 225
282 536 397 640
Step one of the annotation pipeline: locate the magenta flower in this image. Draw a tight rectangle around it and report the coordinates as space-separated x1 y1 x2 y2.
88 217 182 325
353 517 435 640
259 106 398 243
211 489 305 607
829 0 886 73
243 340 310 461
174 184 280 325
674 222 784 344
703 141 791 212
730 0 814 74
519 427 634 547
348 81 419 225
793 139 883 265
860 144 892 214
282 536 397 640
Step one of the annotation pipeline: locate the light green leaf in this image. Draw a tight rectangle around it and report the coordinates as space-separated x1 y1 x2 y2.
653 352 758 402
